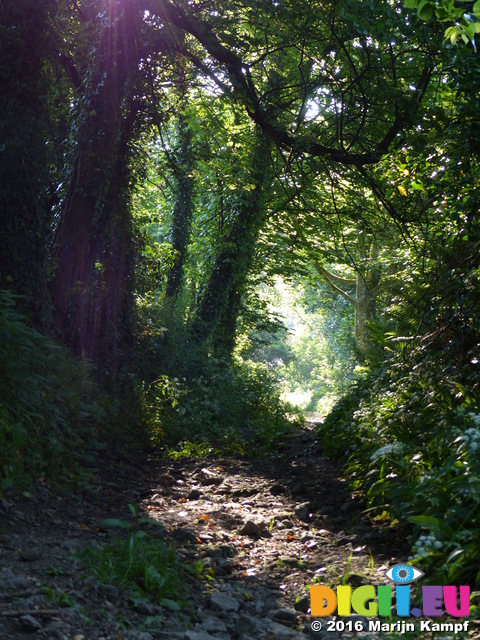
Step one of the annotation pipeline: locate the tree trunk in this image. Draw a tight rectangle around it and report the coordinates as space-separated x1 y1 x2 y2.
190 132 270 359
165 111 195 298
297 228 381 359
91 100 138 380
0 0 52 322
51 0 139 373
354 241 380 359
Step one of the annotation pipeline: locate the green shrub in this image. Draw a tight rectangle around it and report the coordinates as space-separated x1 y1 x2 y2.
0 291 109 490
144 355 299 456
80 505 187 606
321 351 480 587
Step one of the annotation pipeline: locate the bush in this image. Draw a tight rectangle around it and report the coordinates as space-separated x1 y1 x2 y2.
0 291 110 490
144 354 299 456
321 349 480 587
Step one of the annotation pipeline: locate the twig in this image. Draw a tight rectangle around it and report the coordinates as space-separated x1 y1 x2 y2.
1 608 67 618
0 590 44 601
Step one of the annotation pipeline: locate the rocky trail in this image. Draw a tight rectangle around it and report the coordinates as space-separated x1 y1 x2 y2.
0 425 425 640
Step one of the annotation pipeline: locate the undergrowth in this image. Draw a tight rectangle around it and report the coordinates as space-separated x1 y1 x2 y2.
321 343 480 591
79 504 200 610
0 291 118 491
143 355 301 457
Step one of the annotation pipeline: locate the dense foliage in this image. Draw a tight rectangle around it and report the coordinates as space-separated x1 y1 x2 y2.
1 0 479 591
321 33 480 587
0 292 111 489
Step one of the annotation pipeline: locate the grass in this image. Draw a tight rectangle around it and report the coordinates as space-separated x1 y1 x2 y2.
78 504 203 610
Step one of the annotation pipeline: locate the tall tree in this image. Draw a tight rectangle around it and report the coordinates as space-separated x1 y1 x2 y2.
0 0 53 321
297 230 382 359
164 104 195 299
190 130 271 358
51 0 140 372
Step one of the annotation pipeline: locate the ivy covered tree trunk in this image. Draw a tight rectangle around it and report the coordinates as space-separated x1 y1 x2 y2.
165 111 195 298
0 0 52 322
354 242 381 359
190 132 270 359
91 101 138 380
51 0 138 374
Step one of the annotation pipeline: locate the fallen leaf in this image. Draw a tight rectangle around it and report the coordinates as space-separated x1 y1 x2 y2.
198 514 210 523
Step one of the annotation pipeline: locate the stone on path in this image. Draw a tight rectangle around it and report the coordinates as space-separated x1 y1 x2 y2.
210 591 241 613
270 607 298 624
185 632 225 640
20 614 42 631
236 614 309 639
238 515 270 536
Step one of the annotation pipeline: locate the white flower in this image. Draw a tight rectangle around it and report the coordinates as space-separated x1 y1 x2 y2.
370 443 404 461
470 413 480 427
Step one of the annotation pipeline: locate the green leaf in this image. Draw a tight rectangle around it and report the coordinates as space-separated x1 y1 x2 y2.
445 25 460 45
160 598 182 611
446 548 464 563
474 1 480 19
138 516 168 530
417 1 435 20
465 22 480 40
435 7 451 21
100 518 132 529
408 515 454 537
409 514 442 527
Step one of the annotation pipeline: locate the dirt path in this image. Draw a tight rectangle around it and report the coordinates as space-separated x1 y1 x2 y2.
0 425 436 640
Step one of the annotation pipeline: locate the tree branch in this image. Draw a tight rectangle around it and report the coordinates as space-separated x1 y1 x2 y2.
145 0 435 168
314 263 357 307
315 266 356 288
293 224 357 307
145 1 373 165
